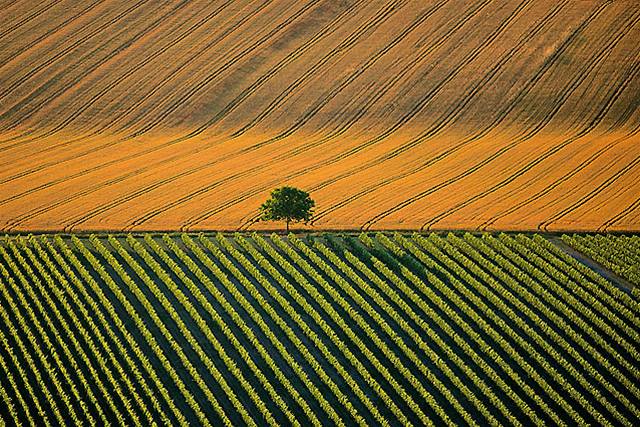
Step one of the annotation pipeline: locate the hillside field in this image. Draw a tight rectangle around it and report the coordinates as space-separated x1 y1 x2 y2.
0 231 638 426
0 0 639 232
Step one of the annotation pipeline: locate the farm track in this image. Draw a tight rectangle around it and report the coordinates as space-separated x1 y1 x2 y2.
0 1 205 134
0 0 58 41
119 0 476 229
0 0 639 232
308 0 570 225
1 0 454 230
424 37 640 232
120 0 509 229
0 0 154 107
179 0 531 229
0 0 316 182
0 1 236 152
359 3 638 230
0 1 104 71
0 0 275 159
480 124 640 230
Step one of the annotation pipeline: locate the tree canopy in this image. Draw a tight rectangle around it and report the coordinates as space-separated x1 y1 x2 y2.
258 186 314 232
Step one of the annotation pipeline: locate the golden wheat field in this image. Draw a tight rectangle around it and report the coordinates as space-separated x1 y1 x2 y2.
0 0 639 232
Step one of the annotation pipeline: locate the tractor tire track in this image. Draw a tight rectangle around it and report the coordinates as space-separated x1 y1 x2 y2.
0 0 454 190
308 0 567 224
0 1 103 75
0 0 235 155
601 193 640 232
184 0 401 140
124 0 320 139
224 0 495 154
58 0 442 231
0 0 315 183
357 1 623 229
0 1 194 133
0 0 274 183
0 0 351 217
419 30 640 231
0 0 58 41
545 152 640 232
538 135 640 230
476 80 640 230
163 0 491 195
0 0 272 148
86 0 280 136
178 0 551 231
0 0 151 105
480 125 640 230
121 0 493 230
1 0 390 228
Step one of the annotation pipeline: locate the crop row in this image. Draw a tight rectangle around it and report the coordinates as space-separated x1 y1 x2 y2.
563 234 640 290
0 232 637 425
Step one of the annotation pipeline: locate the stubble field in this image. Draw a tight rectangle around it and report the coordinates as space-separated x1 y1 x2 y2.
0 0 639 232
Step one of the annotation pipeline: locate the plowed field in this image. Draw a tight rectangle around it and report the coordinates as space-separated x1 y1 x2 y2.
1 0 639 232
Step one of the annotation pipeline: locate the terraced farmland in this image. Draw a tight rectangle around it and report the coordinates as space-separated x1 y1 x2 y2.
1 0 639 232
0 232 638 425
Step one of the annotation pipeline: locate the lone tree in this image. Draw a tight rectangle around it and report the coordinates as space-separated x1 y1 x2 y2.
259 186 314 233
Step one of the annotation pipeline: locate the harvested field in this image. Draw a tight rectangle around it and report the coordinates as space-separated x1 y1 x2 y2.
0 0 639 232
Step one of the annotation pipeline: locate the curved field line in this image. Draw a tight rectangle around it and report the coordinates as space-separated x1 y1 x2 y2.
227 0 423 137
0 0 564 234
0 0 428 226
0 0 315 184
0 0 441 186
0 1 235 155
0 0 275 179
182 0 402 140
0 0 273 162
58 0 437 231
122 0 320 139
0 0 269 147
100 0 375 141
84 0 278 136
541 152 640 231
479 125 640 230
123 0 493 230
0 1 196 133
0 0 386 229
178 0 550 231
0 0 23 11
223 0 539 206
362 27 626 231
0 0 103 76
1 0 277 148
222 0 495 155
601 194 640 232
324 36 622 228
357 3 630 230
476 84 640 230
420 38 640 231
0 0 58 41
0 0 152 106
309 0 567 224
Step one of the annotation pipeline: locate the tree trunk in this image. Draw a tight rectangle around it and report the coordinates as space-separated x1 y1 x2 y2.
286 218 289 233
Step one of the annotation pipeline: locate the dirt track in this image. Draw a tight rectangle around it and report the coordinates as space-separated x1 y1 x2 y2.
0 0 639 232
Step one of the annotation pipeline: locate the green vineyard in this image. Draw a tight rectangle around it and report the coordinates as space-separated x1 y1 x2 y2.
0 232 638 426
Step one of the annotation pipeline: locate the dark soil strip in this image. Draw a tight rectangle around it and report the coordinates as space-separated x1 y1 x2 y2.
548 237 635 292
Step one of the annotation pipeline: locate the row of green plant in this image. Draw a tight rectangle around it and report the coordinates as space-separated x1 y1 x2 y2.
563 234 640 288
0 232 637 426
